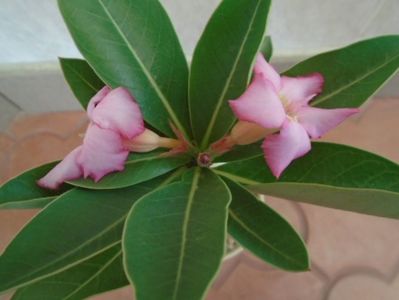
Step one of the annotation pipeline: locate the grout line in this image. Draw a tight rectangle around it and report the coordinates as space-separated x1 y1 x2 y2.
0 91 22 110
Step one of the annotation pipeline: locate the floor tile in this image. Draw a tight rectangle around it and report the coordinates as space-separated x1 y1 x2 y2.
0 98 399 299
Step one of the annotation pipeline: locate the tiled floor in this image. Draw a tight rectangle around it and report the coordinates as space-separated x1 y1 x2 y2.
1 98 399 299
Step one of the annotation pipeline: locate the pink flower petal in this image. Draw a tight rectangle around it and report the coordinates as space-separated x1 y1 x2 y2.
280 73 324 106
78 124 129 182
90 87 145 139
37 146 83 190
297 107 359 139
87 86 112 120
229 74 286 128
254 54 281 90
262 120 311 178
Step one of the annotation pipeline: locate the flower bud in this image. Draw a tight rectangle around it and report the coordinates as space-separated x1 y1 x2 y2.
158 137 183 150
124 129 184 153
124 129 160 152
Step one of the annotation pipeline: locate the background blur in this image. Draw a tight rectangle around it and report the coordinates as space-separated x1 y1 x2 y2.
1 0 399 299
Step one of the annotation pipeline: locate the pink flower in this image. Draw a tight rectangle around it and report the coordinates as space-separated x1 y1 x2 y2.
229 54 359 178
38 87 145 189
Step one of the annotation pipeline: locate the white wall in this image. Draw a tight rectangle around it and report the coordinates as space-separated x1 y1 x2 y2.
0 0 398 122
164 0 399 58
0 0 398 63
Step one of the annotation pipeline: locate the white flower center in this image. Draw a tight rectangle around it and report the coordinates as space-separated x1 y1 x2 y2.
279 93 297 121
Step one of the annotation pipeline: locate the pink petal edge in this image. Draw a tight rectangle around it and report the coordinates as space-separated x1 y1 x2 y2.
254 53 281 91
87 86 112 120
262 120 311 178
37 146 83 190
280 73 324 107
78 124 129 182
90 87 145 139
297 107 360 139
229 74 286 129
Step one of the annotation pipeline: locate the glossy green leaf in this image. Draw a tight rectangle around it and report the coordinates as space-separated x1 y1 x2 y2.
123 168 231 300
60 58 164 136
224 179 309 271
12 244 127 300
59 58 104 109
69 151 191 190
59 0 190 138
284 35 399 108
189 0 271 149
260 35 273 61
215 142 399 219
0 173 176 293
0 162 69 209
214 142 262 163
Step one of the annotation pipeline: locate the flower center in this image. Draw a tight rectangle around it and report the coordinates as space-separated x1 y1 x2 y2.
279 94 290 108
279 94 297 120
197 153 212 167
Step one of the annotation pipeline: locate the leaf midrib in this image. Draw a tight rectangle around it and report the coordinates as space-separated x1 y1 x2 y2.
11 244 121 300
96 0 187 138
172 168 201 299
62 250 122 300
311 51 399 106
125 153 165 165
214 169 399 195
1 240 121 296
0 196 56 209
1 168 184 293
2 212 126 291
67 153 180 187
199 0 264 149
229 209 305 269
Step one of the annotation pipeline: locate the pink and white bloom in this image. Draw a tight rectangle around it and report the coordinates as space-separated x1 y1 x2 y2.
38 87 145 189
229 54 359 178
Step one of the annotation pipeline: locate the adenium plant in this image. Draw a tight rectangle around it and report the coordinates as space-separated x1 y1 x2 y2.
1 0 399 299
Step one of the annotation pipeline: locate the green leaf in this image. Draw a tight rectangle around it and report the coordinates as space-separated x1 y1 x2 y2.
0 173 177 293
59 58 104 109
284 35 399 108
189 0 271 149
59 58 165 136
12 244 127 300
123 168 231 300
0 163 69 209
214 142 262 163
58 0 190 138
69 151 191 190
224 179 309 271
215 142 399 219
260 35 273 61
